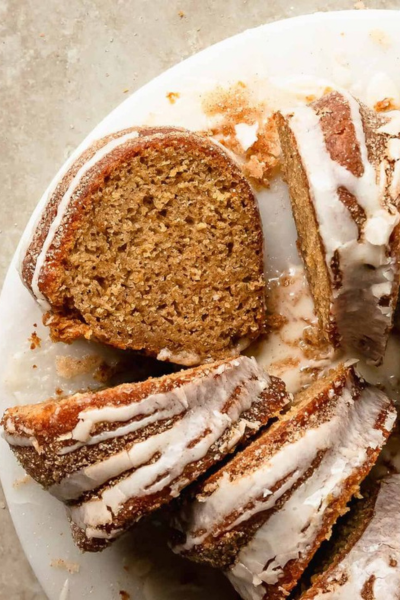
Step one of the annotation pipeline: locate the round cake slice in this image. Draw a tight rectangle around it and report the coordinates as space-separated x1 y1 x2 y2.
21 127 266 366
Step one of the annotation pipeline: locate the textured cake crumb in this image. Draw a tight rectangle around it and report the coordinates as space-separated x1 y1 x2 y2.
43 131 266 363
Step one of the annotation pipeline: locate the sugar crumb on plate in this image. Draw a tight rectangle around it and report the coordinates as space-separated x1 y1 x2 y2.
12 474 32 489
50 558 80 574
166 91 180 104
55 354 104 379
201 81 280 187
29 331 41 350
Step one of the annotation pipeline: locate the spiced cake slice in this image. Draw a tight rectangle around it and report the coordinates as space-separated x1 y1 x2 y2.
300 475 400 599
21 126 266 366
171 364 396 600
276 91 400 364
1 356 289 551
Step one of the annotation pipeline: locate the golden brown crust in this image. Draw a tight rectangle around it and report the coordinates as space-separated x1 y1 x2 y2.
22 126 182 290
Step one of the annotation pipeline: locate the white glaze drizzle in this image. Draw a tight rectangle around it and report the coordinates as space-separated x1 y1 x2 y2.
30 130 140 309
287 92 400 361
306 475 400 600
177 378 393 557
28 357 284 544
225 386 394 599
62 366 266 503
4 357 274 459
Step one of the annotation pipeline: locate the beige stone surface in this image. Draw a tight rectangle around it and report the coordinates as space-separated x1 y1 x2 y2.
1 0 400 598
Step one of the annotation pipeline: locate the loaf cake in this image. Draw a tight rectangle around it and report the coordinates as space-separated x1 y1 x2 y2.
1 356 288 551
301 475 400 599
21 127 266 366
172 364 396 600
276 91 400 364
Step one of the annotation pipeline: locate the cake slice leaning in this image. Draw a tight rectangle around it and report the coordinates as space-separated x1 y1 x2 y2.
300 474 400 599
276 91 400 364
171 364 396 600
21 126 266 366
1 356 289 551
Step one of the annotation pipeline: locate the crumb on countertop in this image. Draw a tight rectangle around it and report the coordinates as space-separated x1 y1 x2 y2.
166 91 180 104
119 592 130 600
178 10 185 18
55 387 64 396
50 558 80 574
29 331 41 350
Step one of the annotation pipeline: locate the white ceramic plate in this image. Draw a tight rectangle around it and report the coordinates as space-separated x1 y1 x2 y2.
2 10 400 600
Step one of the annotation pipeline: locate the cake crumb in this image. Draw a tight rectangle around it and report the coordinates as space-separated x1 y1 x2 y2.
369 29 392 48
166 91 180 104
0 501 6 510
55 387 64 396
13 475 32 489
33 364 37 369
123 88 129 94
56 354 103 379
178 10 185 18
119 592 130 600
29 331 41 350
374 97 398 112
202 81 280 187
50 558 80 574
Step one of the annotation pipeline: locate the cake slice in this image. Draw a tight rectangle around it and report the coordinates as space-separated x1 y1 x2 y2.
21 126 266 366
172 364 396 600
1 356 288 551
300 475 400 599
276 91 400 364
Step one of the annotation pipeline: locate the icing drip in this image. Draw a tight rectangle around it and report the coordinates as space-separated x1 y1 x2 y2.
35 357 280 541
30 130 140 309
287 93 400 363
225 385 394 599
177 380 393 553
305 475 400 600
